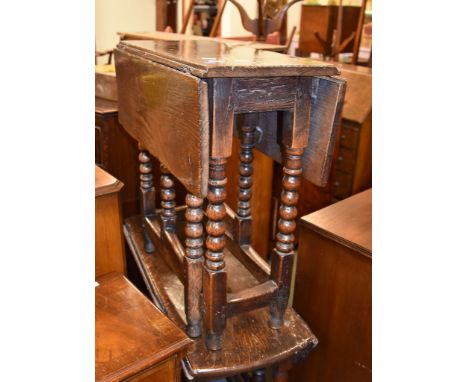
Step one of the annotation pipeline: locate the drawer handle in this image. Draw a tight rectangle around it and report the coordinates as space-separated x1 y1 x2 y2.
337 156 343 162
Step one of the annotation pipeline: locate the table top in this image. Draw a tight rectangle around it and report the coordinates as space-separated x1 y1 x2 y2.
95 273 191 382
117 38 339 78
300 189 372 257
118 31 287 52
95 165 123 197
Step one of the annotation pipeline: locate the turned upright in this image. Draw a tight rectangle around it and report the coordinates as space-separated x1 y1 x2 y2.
115 36 346 380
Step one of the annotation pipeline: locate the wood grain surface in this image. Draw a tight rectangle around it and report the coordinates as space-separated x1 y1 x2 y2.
118 31 287 52
95 165 124 197
292 188 372 382
116 39 339 78
301 188 372 256
95 273 191 382
115 49 209 197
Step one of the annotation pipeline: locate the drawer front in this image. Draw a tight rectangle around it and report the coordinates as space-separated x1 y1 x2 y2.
332 170 353 199
339 125 359 150
125 357 178 382
334 147 356 174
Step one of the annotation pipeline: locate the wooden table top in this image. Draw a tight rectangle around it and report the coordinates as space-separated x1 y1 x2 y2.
300 189 372 257
118 31 287 52
95 273 192 382
95 165 123 197
117 39 339 78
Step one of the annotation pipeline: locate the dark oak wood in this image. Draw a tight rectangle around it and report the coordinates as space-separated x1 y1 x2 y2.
114 34 344 378
123 216 317 380
118 31 287 52
116 39 339 78
95 166 125 277
95 273 191 382
291 189 372 382
248 76 346 187
115 50 209 197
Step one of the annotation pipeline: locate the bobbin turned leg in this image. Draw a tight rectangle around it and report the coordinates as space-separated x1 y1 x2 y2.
203 157 228 351
184 193 204 338
269 147 303 329
160 164 176 232
138 149 156 253
235 120 256 245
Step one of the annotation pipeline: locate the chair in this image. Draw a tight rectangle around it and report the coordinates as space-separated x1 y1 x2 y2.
114 35 346 381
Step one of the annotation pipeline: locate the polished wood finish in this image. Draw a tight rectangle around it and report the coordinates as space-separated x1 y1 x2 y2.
114 35 343 378
116 39 338 78
95 273 191 382
330 63 372 200
291 189 372 382
118 31 287 52
95 166 125 277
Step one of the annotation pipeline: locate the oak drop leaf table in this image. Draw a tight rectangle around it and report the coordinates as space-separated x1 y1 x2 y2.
114 37 346 381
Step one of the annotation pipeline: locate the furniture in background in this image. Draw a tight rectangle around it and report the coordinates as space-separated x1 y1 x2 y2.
330 62 372 201
114 35 345 380
291 189 372 382
95 165 126 277
96 272 191 382
233 60 372 255
95 66 187 220
297 4 361 58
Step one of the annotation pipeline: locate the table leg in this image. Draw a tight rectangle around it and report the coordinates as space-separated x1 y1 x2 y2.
138 149 156 253
203 157 228 350
269 147 303 328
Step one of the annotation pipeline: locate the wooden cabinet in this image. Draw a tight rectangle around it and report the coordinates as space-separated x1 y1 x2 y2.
291 189 372 382
95 273 191 382
330 63 372 201
95 165 126 277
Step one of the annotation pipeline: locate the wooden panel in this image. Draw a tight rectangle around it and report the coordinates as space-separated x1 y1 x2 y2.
252 76 346 186
339 123 359 150
117 39 339 78
95 166 125 277
125 357 178 382
331 170 352 200
334 147 355 174
301 189 372 256
352 115 372 194
339 66 372 124
115 48 209 197
95 193 126 277
292 190 372 382
95 273 191 382
95 165 124 196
